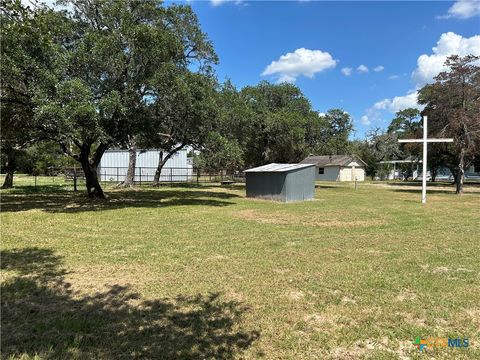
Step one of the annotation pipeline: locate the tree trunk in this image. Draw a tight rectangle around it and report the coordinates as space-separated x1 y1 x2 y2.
79 145 106 199
152 144 185 185
153 151 165 185
455 151 465 194
119 141 137 187
2 170 14 189
1 148 16 189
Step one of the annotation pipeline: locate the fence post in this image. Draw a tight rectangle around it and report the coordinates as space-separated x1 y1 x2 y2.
170 168 173 186
34 175 37 192
139 167 142 185
117 167 119 183
197 169 200 185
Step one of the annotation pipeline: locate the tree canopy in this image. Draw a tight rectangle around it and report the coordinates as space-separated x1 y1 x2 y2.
418 54 480 193
31 0 217 197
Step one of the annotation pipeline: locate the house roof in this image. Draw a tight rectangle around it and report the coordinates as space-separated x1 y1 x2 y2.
299 155 367 167
245 163 315 173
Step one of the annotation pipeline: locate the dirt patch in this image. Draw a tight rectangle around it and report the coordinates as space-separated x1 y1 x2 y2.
331 338 394 359
234 209 385 228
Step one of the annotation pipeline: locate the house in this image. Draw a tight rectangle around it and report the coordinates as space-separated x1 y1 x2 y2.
378 157 422 180
244 163 315 202
98 149 192 182
299 155 366 181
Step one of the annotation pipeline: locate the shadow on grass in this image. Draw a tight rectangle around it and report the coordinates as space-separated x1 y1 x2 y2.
1 248 259 359
0 188 241 213
315 184 339 189
391 188 458 195
385 181 480 188
3 184 73 194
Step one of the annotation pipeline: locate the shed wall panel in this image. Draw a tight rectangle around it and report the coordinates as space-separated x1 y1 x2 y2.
246 172 286 201
285 166 315 202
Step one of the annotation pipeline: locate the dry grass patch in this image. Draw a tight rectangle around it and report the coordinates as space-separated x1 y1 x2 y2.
465 308 480 327
64 264 155 296
286 290 305 301
395 289 417 302
233 209 386 228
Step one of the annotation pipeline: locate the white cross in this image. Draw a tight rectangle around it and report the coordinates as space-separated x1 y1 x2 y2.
398 116 453 204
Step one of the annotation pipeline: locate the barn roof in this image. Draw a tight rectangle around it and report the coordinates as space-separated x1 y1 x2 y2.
245 163 315 173
299 155 367 167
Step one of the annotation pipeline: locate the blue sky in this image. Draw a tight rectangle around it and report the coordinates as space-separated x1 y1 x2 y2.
179 0 480 138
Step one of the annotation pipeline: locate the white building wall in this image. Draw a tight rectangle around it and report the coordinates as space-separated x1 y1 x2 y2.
315 165 365 182
339 167 351 181
339 167 366 181
98 149 192 182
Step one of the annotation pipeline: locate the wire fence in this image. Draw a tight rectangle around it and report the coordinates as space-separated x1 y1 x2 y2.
98 167 245 184
1 167 245 192
96 166 245 185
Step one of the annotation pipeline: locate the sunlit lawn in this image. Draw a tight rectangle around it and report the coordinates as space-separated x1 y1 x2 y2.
1 175 479 359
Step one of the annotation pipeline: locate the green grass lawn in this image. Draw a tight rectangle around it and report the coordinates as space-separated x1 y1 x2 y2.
1 177 479 359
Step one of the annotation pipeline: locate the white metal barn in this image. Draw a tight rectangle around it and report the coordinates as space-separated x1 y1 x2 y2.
299 155 367 181
98 149 192 183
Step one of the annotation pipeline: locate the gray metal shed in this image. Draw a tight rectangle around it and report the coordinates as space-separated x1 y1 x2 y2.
244 163 315 202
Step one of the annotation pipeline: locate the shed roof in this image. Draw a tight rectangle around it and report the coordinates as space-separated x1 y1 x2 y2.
244 163 315 173
299 155 367 167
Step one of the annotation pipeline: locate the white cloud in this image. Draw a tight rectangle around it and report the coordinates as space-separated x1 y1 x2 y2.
211 0 244 6
277 74 297 83
373 91 423 113
362 91 424 126
357 64 369 73
412 32 480 85
341 67 353 76
374 65 385 72
261 48 337 83
438 0 480 19
388 75 400 80
360 115 371 126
